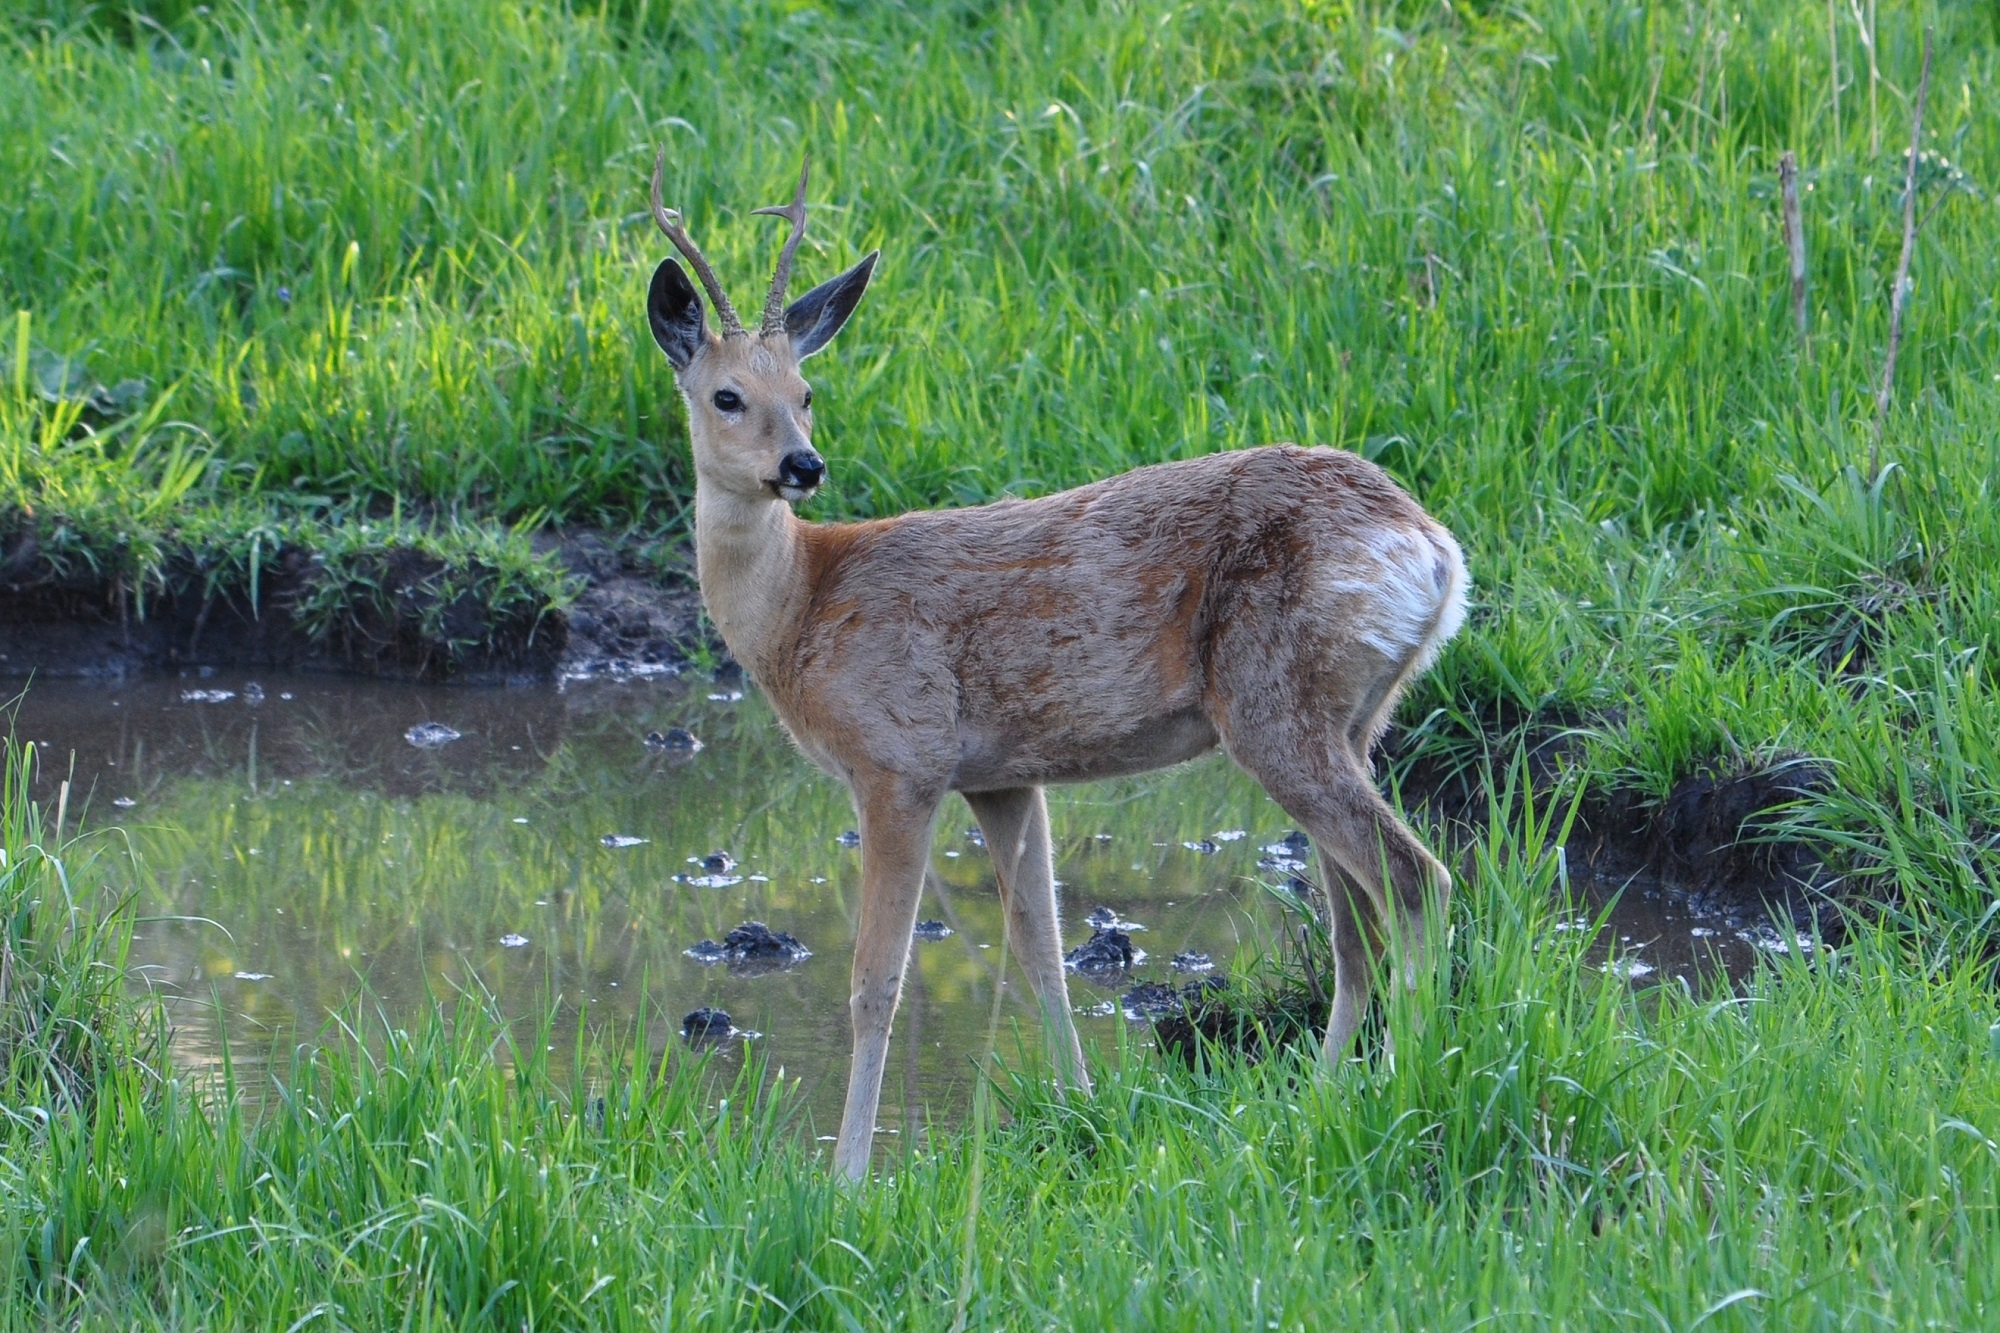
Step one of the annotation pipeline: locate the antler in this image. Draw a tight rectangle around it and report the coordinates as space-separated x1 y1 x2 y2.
649 148 745 337
751 154 810 337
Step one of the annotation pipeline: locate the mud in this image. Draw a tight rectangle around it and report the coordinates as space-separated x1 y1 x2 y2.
680 1007 738 1045
683 921 812 973
1119 977 1226 1021
1064 927 1138 973
0 527 709 683
548 531 706 682
1577 759 1840 933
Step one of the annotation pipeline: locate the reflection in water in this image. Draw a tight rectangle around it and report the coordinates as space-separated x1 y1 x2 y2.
13 672 1304 1134
10 673 1776 1135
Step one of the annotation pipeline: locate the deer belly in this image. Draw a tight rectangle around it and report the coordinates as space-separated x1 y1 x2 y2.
950 706 1218 791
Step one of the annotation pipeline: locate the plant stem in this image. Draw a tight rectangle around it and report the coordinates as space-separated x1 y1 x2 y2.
1871 27 1933 475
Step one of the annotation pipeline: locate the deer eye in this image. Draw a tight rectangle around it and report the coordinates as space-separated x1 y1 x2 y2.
802 388 812 409
712 389 743 412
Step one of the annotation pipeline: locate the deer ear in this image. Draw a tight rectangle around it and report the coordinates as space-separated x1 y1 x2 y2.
784 251 878 359
648 257 707 370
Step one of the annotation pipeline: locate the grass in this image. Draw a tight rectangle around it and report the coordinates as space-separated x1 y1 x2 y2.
4 765 1999 1328
0 736 157 1122
5 0 1999 901
4 0 2000 1323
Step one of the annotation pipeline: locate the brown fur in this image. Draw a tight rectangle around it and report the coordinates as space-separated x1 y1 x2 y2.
652 236 1467 1183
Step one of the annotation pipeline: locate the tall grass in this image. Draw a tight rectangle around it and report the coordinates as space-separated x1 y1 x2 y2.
3 5 2000 1318
0 734 157 1119
7 0 1999 929
4 0 1993 524
3 772 1997 1327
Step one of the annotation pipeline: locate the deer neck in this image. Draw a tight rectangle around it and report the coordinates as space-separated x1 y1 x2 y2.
692 485 810 678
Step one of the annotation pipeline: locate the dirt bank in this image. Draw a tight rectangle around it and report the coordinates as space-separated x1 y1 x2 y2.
0 527 709 684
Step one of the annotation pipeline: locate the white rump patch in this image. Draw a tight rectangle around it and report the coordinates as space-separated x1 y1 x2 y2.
1329 528 1468 665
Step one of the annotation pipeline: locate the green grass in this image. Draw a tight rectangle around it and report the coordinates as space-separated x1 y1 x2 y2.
5 0 2000 911
6 0 2000 1324
5 769 1999 1328
0 735 158 1122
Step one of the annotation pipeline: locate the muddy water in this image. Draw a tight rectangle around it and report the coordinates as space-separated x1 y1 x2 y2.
9 673 1776 1136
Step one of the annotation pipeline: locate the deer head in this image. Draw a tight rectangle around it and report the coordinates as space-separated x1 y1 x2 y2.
646 150 878 504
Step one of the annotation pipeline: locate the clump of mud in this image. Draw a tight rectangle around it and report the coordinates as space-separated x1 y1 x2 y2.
680 1007 737 1045
1119 976 1227 1021
1153 975 1324 1068
684 921 811 973
1064 927 1139 973
645 727 703 754
1085 906 1145 932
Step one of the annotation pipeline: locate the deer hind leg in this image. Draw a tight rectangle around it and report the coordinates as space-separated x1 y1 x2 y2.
963 787 1090 1095
833 781 940 1182
1319 862 1381 1060
1223 725 1449 1065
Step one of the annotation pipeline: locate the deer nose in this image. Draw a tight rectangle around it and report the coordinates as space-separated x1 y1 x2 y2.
778 450 825 490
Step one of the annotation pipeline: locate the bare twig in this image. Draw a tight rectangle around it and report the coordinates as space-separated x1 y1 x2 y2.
1872 27 1932 474
1779 152 1809 347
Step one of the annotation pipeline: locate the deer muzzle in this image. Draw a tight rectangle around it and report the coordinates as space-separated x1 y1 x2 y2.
775 449 826 498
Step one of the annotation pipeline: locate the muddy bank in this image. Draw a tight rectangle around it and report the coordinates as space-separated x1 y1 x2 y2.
0 527 708 683
1572 761 1841 936
1402 736 1843 937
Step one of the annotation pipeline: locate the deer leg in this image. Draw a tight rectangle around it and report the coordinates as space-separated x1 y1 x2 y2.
1319 862 1379 1061
1226 735 1447 1064
1303 766 1448 984
833 783 939 1182
963 786 1090 1095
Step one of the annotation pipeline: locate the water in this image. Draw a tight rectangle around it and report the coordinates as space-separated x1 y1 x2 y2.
8 672 1776 1136
10 672 1302 1135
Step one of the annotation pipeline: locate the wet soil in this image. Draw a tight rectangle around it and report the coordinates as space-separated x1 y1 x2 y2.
1576 761 1840 936
0 528 708 684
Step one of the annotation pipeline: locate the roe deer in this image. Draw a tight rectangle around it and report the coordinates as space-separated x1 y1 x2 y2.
643 152 1467 1181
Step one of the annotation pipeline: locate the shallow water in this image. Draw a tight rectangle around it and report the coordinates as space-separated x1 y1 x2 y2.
11 672 1309 1135
9 672 1773 1139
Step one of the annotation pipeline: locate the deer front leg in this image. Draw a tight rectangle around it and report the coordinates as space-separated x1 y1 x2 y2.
833 781 939 1182
963 787 1091 1096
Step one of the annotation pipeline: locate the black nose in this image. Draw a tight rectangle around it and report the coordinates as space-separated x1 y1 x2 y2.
777 450 825 490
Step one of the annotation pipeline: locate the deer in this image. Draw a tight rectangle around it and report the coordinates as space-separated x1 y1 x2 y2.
642 151 1468 1182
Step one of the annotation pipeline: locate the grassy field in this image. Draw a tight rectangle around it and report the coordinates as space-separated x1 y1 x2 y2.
4 744 1998 1328
5 0 2000 1325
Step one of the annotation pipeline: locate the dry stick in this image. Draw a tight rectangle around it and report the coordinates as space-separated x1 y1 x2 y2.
1779 152 1809 348
1872 28 1933 477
